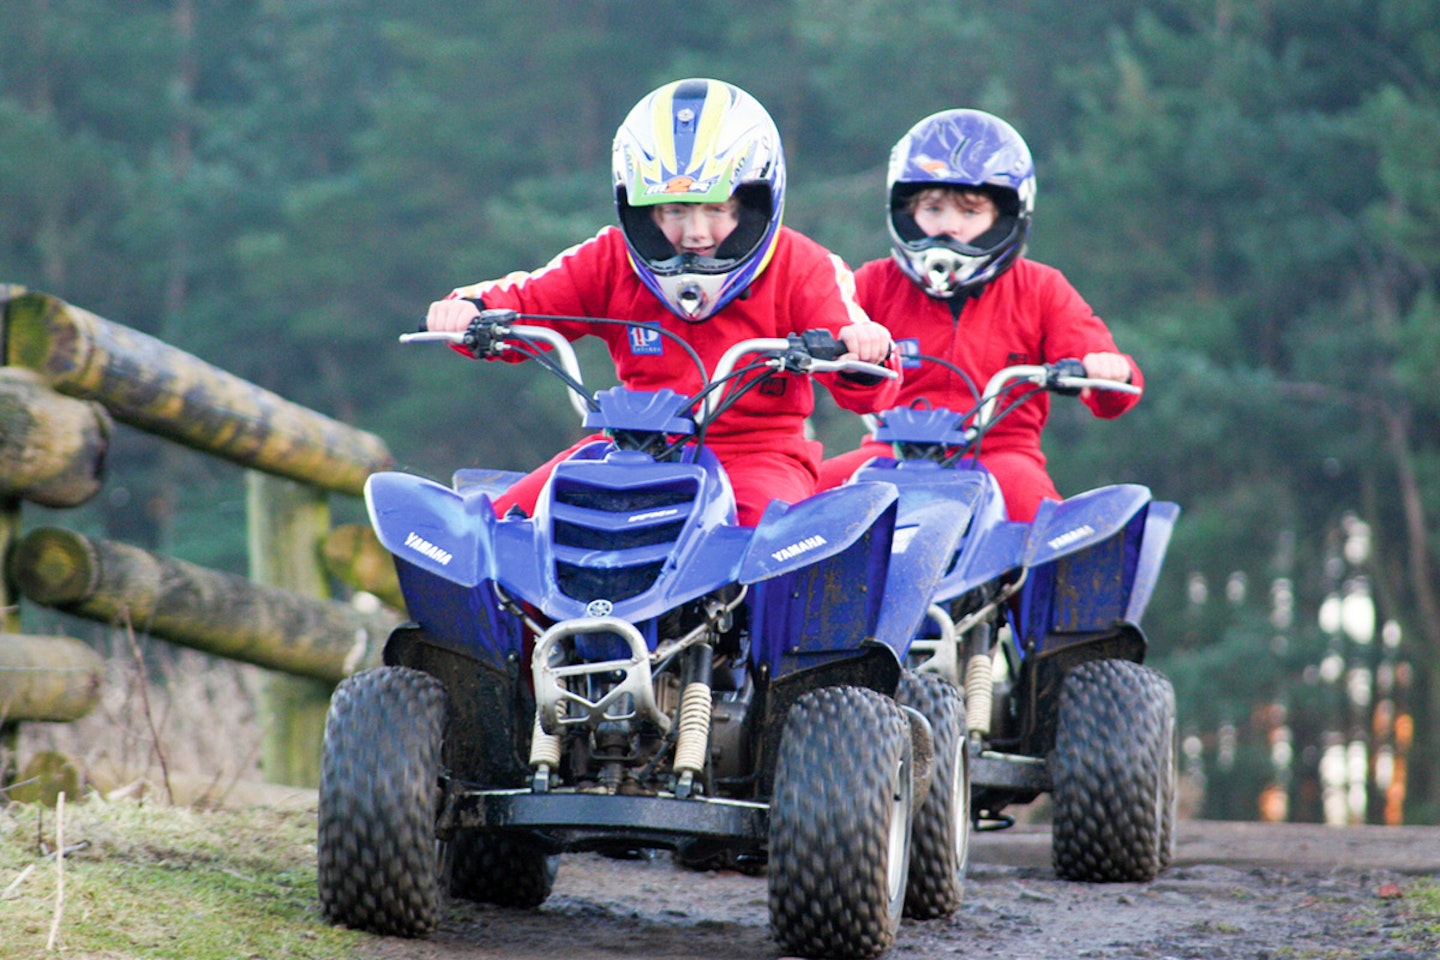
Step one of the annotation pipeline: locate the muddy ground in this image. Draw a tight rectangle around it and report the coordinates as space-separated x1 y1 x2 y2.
352 820 1440 960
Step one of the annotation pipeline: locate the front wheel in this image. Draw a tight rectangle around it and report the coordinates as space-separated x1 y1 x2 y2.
1050 659 1177 883
768 685 914 960
896 671 970 918
318 666 446 937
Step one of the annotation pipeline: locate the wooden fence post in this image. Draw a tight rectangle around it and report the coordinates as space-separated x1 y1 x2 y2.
2 286 21 773
2 287 21 637
1 497 18 777
247 472 334 789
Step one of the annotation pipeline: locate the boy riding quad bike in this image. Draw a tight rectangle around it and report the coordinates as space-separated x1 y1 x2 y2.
316 314 974 960
847 354 1180 883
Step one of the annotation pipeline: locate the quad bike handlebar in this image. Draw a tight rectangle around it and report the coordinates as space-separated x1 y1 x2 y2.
403 309 896 429
866 359 1142 465
973 360 1140 431
402 315 592 419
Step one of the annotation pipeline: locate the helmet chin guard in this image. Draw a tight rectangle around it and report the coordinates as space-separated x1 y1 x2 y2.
670 277 714 320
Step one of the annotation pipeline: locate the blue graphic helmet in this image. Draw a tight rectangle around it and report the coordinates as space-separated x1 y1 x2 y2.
612 79 786 321
887 109 1035 298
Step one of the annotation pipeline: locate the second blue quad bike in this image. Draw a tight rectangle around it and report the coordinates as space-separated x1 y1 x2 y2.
849 356 1181 883
316 312 975 960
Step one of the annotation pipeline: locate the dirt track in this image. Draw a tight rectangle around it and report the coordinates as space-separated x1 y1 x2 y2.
354 820 1440 960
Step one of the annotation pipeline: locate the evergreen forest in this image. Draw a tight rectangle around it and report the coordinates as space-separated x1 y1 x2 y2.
4 0 1439 824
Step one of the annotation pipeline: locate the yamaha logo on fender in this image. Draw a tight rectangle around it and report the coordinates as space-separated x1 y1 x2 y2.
1046 525 1095 550
404 531 453 566
771 534 827 562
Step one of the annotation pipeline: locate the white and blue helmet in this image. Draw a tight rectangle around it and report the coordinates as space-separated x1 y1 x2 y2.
887 109 1035 298
612 79 786 321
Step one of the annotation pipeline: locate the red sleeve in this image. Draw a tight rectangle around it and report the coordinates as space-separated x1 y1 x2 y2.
443 229 622 361
1034 265 1142 420
790 243 902 414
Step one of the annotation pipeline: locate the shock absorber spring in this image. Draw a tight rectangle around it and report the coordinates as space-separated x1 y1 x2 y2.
964 622 995 739
672 644 714 799
673 682 714 775
529 711 561 791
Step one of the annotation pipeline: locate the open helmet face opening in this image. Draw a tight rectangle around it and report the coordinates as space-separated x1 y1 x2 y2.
886 109 1035 298
613 79 785 321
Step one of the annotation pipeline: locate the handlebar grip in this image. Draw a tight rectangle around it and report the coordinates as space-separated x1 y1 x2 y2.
1048 358 1088 396
800 329 845 361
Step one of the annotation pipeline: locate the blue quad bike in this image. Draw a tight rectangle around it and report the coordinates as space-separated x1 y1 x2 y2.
317 312 976 960
848 355 1181 883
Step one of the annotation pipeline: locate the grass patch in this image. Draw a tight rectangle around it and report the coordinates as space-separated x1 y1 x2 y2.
1398 877 1440 946
0 795 366 959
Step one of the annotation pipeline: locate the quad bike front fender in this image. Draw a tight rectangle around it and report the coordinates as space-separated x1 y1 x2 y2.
365 471 498 588
873 498 971 656
739 481 898 583
1125 500 1179 623
1023 483 1152 568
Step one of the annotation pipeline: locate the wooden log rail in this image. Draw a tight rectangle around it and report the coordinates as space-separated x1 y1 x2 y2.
0 367 110 509
1 287 403 786
3 290 393 496
9 528 395 682
0 633 104 724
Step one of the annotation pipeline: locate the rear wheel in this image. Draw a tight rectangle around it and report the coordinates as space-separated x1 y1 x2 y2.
446 830 557 908
1050 659 1176 883
896 671 970 918
318 666 445 936
768 686 914 960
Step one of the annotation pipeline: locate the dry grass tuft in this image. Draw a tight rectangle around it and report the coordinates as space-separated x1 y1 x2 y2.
10 632 269 808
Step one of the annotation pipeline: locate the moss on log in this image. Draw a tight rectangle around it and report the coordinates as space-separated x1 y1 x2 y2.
322 522 405 612
0 367 110 508
0 632 104 723
3 291 392 496
9 527 397 682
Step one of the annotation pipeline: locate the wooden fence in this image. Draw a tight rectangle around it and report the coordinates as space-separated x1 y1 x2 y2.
1 286 405 787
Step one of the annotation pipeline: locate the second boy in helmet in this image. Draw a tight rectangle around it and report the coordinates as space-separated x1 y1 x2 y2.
817 108 1143 521
426 78 900 525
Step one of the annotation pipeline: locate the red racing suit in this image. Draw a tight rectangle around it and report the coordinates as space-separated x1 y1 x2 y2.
817 256 1142 521
449 225 902 525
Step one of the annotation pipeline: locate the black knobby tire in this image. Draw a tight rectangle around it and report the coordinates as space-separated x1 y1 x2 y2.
1159 718 1179 870
446 829 557 908
896 670 970 919
318 666 446 937
768 685 914 960
1050 659 1177 883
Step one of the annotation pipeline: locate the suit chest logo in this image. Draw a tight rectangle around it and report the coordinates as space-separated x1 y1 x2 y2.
629 325 664 356
897 338 922 369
